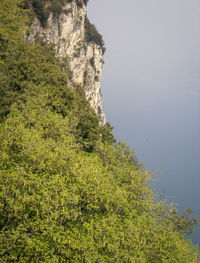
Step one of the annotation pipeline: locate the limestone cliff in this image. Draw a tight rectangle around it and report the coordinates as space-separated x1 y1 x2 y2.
28 0 105 124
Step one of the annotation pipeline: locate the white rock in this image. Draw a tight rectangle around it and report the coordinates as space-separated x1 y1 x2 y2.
28 1 106 125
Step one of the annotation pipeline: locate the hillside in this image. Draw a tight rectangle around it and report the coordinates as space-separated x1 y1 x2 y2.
0 0 199 262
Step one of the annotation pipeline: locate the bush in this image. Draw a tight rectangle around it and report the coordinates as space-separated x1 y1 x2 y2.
48 2 63 16
25 0 89 27
0 103 199 262
0 1 199 261
85 16 106 54
0 38 102 152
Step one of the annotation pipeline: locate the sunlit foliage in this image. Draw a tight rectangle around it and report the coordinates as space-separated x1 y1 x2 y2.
0 0 199 262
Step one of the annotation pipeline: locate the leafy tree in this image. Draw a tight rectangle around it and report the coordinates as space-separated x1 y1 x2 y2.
0 100 199 261
0 36 103 151
85 16 106 54
0 39 68 118
25 0 89 27
0 0 199 262
0 0 29 55
100 122 116 145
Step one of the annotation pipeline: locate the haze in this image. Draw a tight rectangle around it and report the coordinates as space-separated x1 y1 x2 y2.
87 0 200 246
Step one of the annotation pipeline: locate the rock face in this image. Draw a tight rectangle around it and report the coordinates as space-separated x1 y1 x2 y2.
28 0 105 124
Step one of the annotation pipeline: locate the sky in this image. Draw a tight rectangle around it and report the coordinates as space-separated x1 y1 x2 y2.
87 0 200 246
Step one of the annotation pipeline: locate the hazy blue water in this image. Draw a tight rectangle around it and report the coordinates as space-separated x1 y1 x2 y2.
101 74 200 246
87 0 200 247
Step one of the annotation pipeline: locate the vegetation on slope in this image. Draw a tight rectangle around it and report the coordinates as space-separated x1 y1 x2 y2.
24 0 105 54
0 0 199 262
25 0 89 27
85 16 106 54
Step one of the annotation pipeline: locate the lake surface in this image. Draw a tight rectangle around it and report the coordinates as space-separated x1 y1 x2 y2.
88 0 200 247
101 76 200 246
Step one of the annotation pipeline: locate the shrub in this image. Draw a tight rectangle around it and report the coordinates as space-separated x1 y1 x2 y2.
48 2 63 16
0 1 199 261
0 38 102 151
85 16 106 54
25 0 89 27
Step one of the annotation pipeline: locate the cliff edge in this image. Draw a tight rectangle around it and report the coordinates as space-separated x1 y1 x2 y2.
28 0 106 124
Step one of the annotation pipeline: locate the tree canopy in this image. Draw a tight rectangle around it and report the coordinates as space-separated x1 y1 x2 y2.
0 0 199 262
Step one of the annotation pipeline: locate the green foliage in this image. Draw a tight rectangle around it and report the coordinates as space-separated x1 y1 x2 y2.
25 0 63 27
0 38 68 118
24 0 105 54
0 0 29 54
168 208 199 236
48 2 63 16
25 0 89 27
0 103 199 261
85 16 106 54
0 37 102 152
0 1 199 262
83 0 89 5
100 122 116 145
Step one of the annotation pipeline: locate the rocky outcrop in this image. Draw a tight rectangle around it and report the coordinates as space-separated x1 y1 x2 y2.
28 0 105 124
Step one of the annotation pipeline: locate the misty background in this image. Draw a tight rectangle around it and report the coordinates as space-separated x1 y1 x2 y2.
87 0 200 246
